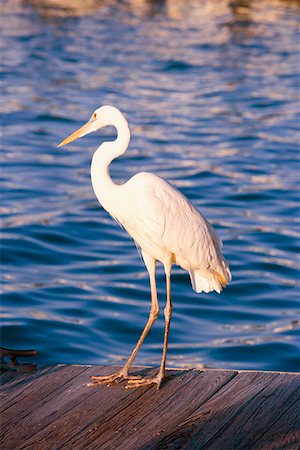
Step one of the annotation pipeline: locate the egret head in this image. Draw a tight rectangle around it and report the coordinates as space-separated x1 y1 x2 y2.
58 105 124 147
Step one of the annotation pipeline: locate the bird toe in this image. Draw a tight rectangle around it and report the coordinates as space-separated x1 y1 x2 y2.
125 375 162 389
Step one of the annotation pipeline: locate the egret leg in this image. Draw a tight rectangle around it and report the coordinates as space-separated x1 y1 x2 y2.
88 252 159 387
127 261 172 390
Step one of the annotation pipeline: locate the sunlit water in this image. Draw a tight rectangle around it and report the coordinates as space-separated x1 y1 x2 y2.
1 0 299 372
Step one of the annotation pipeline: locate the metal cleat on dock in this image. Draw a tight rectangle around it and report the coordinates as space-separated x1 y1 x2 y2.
0 347 38 373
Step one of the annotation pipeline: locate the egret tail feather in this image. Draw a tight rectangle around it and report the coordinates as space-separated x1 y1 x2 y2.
189 268 230 294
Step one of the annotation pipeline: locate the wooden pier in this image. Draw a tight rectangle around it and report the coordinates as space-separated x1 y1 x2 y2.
1 364 299 449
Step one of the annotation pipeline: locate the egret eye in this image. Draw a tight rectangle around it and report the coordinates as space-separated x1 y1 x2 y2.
93 113 97 119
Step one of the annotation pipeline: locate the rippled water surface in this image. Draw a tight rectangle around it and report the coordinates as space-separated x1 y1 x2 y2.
1 0 300 371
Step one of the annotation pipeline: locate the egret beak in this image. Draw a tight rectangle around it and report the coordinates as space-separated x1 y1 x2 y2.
57 118 95 147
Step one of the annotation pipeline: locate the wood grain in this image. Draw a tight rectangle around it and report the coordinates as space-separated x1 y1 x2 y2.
252 396 300 450
20 366 154 450
0 365 54 411
0 365 298 450
92 369 237 450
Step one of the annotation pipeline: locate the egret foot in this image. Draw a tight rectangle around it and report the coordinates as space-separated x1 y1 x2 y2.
125 375 163 390
87 371 142 387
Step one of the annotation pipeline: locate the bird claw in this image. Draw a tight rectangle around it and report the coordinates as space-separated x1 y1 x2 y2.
87 371 142 387
125 376 163 390
87 371 125 387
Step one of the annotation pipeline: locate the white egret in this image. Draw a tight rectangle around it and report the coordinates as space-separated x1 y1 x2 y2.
58 105 231 389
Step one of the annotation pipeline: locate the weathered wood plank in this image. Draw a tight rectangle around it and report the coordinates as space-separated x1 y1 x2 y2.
11 366 236 450
5 366 154 450
0 364 88 446
0 368 42 391
0 365 298 450
0 370 22 387
19 366 169 450
0 365 54 411
252 397 300 450
79 369 237 450
151 371 286 449
204 372 300 450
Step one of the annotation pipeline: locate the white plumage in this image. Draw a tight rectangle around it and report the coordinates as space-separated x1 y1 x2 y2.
58 105 231 389
116 172 230 293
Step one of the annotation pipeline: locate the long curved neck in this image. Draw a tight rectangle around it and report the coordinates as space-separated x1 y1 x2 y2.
91 113 130 210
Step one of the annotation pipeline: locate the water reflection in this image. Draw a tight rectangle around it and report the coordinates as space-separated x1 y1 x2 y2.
21 0 300 21
23 0 104 17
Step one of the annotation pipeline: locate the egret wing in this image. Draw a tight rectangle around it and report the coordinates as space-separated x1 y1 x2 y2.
122 172 228 279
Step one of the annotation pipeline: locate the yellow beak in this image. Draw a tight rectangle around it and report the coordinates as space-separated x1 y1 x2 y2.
57 119 93 147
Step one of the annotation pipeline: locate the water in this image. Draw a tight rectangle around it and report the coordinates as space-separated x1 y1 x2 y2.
1 0 299 372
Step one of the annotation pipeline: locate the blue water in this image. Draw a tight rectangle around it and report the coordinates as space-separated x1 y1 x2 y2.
1 0 299 372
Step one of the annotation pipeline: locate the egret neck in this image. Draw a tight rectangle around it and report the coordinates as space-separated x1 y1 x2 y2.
90 112 130 213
